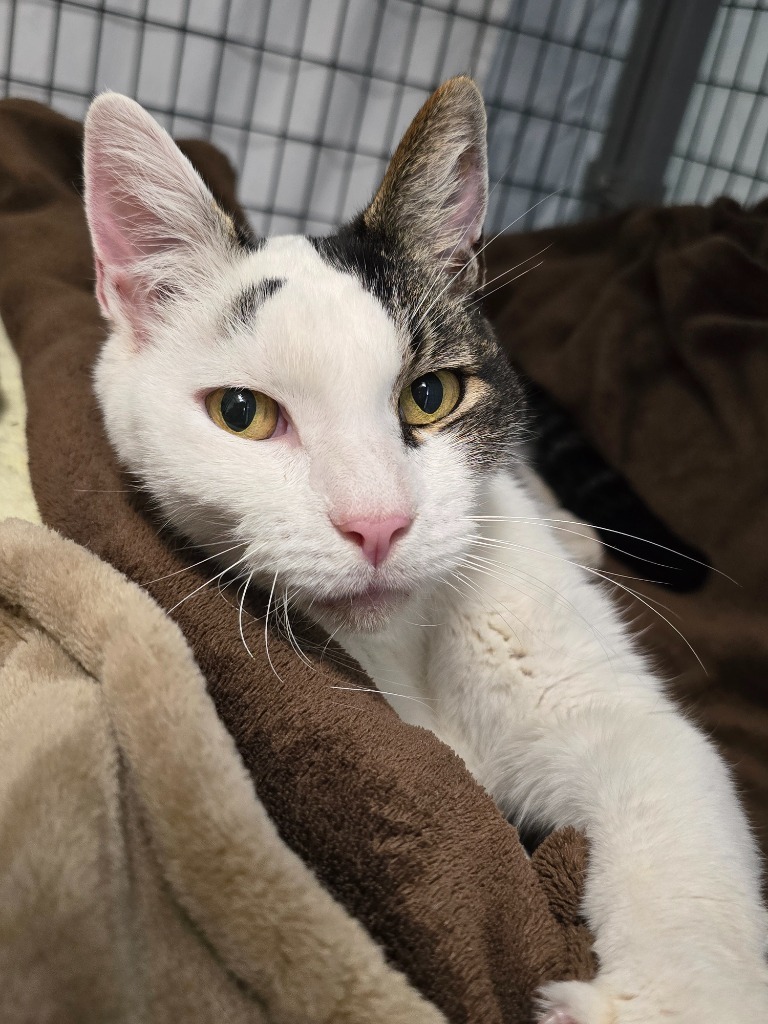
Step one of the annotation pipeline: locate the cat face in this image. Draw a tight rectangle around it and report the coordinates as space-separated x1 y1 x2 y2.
84 77 524 632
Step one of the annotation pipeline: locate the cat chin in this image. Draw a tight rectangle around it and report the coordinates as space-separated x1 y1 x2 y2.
308 586 412 635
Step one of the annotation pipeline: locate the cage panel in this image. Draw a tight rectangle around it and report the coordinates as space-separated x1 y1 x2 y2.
1 0 640 234
667 1 768 206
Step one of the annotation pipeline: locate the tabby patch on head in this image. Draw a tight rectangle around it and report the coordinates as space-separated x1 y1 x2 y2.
83 76 525 632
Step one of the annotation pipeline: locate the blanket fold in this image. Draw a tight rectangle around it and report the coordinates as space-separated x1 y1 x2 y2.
0 98 594 1024
0 516 450 1024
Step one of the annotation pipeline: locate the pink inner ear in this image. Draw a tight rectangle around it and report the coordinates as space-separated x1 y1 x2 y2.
87 161 177 340
89 165 184 271
439 147 486 267
84 96 216 341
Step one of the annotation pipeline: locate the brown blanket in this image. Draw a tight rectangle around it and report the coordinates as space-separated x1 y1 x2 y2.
0 101 594 1024
486 203 768 871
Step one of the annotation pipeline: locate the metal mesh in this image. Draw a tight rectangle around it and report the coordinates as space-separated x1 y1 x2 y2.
666 0 768 206
0 0 638 235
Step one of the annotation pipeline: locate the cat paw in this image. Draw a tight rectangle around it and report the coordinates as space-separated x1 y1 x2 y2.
536 972 768 1024
536 980 614 1024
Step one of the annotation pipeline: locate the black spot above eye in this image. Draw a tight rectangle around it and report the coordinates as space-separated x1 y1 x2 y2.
411 373 443 414
220 388 257 432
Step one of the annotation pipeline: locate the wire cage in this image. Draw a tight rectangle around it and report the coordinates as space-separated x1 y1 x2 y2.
668 0 768 207
1 0 768 240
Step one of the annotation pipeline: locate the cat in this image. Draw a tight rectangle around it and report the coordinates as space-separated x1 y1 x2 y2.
83 78 768 1023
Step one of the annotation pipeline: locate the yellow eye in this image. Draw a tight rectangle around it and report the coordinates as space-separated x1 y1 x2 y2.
206 387 279 439
399 370 461 426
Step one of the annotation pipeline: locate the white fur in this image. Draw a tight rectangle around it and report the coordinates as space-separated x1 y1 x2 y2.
94 234 476 627
87 93 768 1023
345 474 768 1023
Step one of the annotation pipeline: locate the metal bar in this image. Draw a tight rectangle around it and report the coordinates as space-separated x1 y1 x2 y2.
233 0 272 178
45 0 62 105
2 0 16 98
584 0 721 211
202 0 235 142
29 0 632 59
168 0 192 137
261 0 315 235
296 0 352 233
667 4 734 203
329 0 388 226
86 0 107 97
375 0 423 181
494 0 565 231
523 0 599 225
694 1 763 202
129 0 151 99
551 0 629 223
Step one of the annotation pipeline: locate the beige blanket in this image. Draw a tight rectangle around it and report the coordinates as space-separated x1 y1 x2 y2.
0 318 39 523
0 514 445 1024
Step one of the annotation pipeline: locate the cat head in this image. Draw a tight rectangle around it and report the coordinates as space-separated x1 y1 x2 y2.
84 77 524 633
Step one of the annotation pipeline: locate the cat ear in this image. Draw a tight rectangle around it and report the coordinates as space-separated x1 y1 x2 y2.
363 76 487 293
83 92 238 343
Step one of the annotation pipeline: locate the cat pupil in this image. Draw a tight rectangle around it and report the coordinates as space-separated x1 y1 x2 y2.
411 373 443 414
221 388 256 432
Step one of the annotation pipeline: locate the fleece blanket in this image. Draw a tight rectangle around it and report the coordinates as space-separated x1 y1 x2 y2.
0 318 39 524
0 100 594 1024
0 516 449 1024
485 203 768 870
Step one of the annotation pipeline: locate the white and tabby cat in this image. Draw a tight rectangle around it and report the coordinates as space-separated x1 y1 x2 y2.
83 79 768 1023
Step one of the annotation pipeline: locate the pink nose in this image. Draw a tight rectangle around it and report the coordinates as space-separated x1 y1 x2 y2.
334 514 412 567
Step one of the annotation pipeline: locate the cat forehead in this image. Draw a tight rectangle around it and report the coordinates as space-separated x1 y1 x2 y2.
229 234 406 346
197 233 408 394
238 234 391 309
223 232 482 378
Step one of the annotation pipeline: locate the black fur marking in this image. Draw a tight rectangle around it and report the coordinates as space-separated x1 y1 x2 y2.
309 218 403 319
525 379 710 591
232 277 285 328
312 216 526 473
233 220 262 251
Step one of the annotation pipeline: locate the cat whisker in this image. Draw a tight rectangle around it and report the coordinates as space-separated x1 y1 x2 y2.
238 570 256 658
281 588 316 671
167 552 251 614
410 242 549 335
277 626 362 674
584 568 707 674
456 555 548 619
465 515 733 584
463 534 706 673
457 551 618 665
143 541 243 586
465 532 673 590
413 190 561 333
263 571 286 685
418 150 552 322
466 245 551 300
468 261 545 307
455 553 615 662
329 684 438 709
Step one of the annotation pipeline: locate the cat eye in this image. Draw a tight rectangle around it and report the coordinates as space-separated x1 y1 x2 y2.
399 370 461 426
206 387 279 439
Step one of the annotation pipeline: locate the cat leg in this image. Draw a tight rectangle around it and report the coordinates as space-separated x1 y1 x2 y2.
439 470 768 1021
480 696 768 1023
